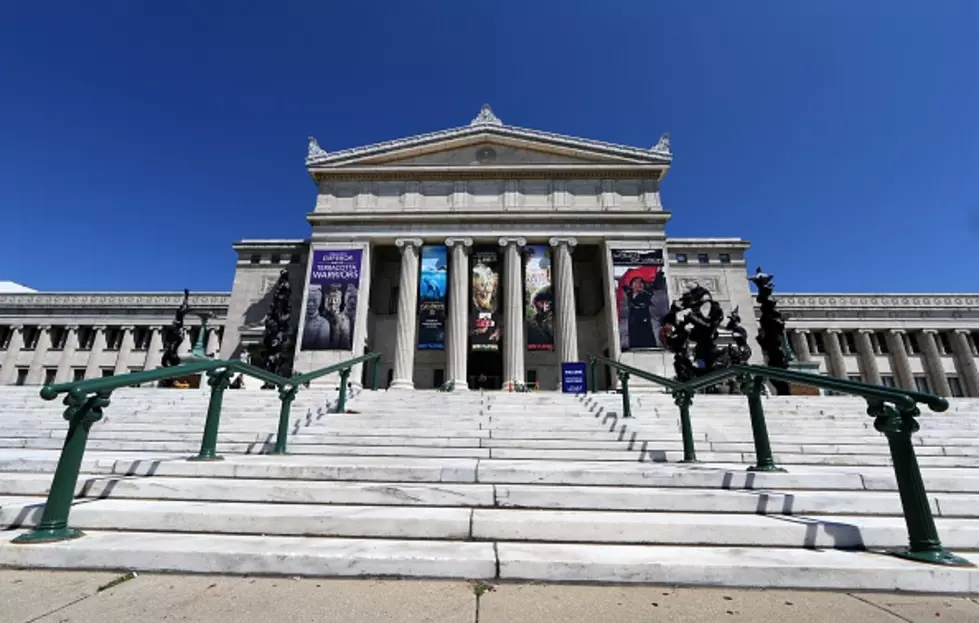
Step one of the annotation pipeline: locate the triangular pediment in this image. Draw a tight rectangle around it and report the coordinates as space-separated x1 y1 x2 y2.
307 114 671 171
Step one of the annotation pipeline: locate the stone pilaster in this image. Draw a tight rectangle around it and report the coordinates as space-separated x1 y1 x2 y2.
55 325 79 383
919 330 951 397
390 238 423 390
0 325 24 385
84 326 107 380
885 330 915 390
823 330 846 379
549 237 579 370
206 328 221 358
950 330 979 397
855 329 882 385
113 326 135 376
445 238 472 389
499 237 527 387
144 326 163 371
790 330 812 363
26 325 53 385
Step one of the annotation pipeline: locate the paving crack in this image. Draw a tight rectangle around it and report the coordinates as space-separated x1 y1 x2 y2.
846 593 914 622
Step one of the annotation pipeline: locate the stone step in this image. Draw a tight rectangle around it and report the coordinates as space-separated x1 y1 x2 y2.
4 473 979 517
0 530 496 579
0 530 974 592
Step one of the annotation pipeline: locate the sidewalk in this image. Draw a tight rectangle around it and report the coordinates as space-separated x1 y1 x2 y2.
3 570 977 622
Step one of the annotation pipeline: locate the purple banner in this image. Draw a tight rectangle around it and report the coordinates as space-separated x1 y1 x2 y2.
300 249 361 351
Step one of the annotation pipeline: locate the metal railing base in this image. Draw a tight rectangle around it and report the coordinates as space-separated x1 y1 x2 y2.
187 455 224 462
12 527 84 545
891 548 975 567
747 465 787 473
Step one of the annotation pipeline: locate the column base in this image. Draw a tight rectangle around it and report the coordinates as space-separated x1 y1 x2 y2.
446 380 471 392
388 379 415 391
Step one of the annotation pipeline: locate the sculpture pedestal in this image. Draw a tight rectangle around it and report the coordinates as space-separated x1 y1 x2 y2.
786 361 824 396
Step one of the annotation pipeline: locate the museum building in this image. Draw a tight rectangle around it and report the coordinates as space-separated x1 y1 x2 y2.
1 107 978 396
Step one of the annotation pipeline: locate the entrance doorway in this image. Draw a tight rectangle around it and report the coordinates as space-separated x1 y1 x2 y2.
468 349 503 390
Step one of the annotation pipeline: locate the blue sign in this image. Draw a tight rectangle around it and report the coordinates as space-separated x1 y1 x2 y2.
562 362 587 394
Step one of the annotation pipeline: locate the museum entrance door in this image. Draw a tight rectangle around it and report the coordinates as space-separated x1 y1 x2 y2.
467 349 503 390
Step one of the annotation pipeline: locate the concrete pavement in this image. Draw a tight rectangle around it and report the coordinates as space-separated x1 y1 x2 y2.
2 570 978 623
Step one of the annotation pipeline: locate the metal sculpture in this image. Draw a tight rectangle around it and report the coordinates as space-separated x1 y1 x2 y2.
260 270 296 387
659 283 751 392
749 267 792 395
161 289 190 369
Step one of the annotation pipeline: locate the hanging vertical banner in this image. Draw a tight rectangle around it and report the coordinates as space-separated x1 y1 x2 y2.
417 245 448 350
612 249 670 351
524 245 554 351
470 247 502 351
301 249 361 351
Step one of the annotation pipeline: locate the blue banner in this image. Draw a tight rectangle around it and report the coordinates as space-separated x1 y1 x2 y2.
562 362 587 394
417 245 447 350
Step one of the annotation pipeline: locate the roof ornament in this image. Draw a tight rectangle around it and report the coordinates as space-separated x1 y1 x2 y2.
651 132 671 154
470 104 503 127
307 136 329 162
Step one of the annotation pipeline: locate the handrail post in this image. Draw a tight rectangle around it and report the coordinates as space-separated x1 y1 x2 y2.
372 357 380 391
335 368 351 413
589 358 596 394
871 403 972 566
13 391 110 544
190 368 232 461
745 375 785 472
618 371 632 418
673 389 698 463
270 384 298 455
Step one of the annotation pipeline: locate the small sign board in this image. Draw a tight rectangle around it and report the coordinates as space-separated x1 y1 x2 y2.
562 362 587 394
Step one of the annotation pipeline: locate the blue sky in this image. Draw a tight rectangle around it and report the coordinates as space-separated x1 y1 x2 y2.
1 1 977 294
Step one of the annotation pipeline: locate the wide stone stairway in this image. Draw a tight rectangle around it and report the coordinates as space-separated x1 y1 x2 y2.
1 386 978 593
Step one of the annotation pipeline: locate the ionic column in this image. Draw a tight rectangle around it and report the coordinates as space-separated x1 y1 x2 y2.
144 326 163 371
499 237 527 387
790 330 812 363
26 325 53 385
444 238 473 389
206 327 221 358
950 330 979 397
885 330 915 390
919 330 951 397
549 237 579 369
84 325 107 379
113 326 135 376
390 238 423 390
823 330 846 379
0 325 25 385
55 325 79 383
178 329 192 358
855 329 882 385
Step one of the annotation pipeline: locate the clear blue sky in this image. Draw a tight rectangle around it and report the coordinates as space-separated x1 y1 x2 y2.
2 1 977 294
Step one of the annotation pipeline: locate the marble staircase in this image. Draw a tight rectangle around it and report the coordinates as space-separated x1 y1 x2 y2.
1 386 978 592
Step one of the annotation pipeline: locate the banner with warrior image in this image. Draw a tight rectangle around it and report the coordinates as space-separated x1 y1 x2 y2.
469 247 502 351
524 245 553 351
612 248 670 351
301 249 361 351
417 245 448 350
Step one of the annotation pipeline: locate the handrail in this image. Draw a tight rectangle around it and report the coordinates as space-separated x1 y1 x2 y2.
14 350 382 546
588 354 678 391
586 353 970 568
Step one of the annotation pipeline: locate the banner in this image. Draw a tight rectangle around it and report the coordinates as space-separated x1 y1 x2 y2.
612 249 669 351
524 245 553 351
417 245 447 350
470 247 502 351
300 249 361 351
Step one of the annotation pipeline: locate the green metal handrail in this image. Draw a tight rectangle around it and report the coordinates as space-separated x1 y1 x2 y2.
587 354 969 568
14 351 382 545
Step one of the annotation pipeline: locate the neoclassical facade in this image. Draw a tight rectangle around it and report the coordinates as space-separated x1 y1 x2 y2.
2 107 978 396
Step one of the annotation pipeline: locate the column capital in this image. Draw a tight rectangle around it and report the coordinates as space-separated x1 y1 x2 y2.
395 238 424 251
120 325 135 332
65 324 79 331
825 328 842 335
794 328 810 335
38 324 52 331
149 325 163 331
548 237 578 250
888 328 907 336
498 237 526 248
444 237 473 249
856 328 876 335
9 324 24 331
92 325 107 331
921 328 939 336
953 328 973 336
